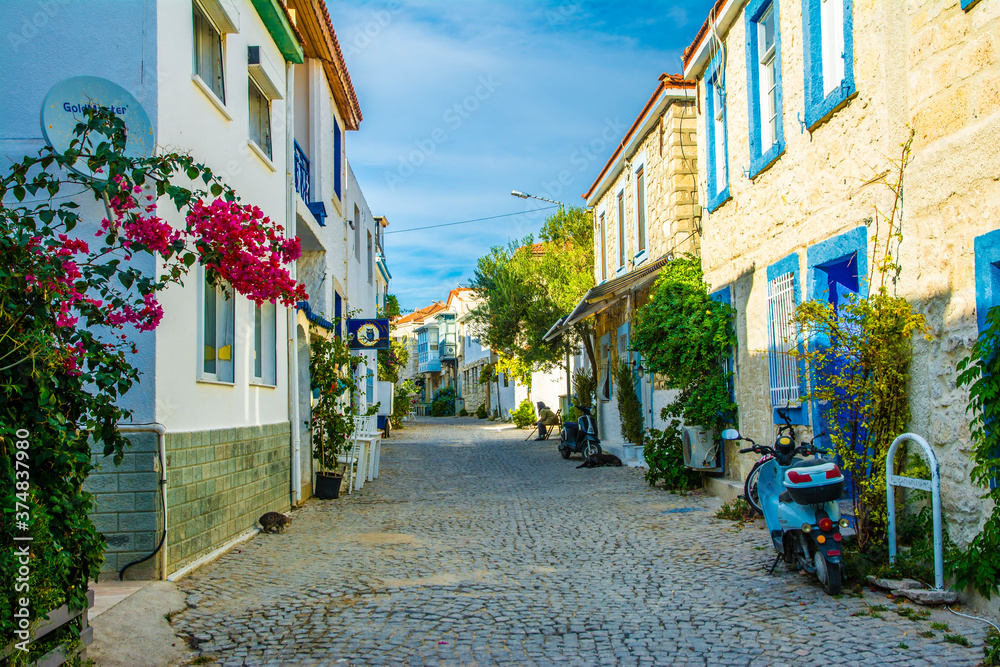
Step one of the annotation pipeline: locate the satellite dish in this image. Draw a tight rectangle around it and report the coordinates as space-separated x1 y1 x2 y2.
40 76 155 179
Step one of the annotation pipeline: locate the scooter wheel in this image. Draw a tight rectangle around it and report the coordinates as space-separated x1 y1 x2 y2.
823 562 842 596
559 446 571 459
582 442 602 458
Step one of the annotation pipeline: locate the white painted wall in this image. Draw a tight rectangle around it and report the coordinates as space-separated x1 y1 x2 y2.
152 2 291 432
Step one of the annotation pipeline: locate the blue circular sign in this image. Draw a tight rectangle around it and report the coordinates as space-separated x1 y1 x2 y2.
40 76 154 178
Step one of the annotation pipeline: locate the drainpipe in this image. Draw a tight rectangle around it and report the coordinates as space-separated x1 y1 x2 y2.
116 423 168 581
286 62 302 506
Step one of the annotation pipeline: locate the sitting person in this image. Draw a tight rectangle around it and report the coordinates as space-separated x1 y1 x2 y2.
534 402 560 441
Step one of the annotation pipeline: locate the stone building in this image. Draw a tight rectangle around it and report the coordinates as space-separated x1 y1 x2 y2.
546 74 699 459
682 0 999 610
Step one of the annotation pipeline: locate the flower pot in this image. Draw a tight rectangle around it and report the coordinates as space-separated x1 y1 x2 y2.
315 472 343 499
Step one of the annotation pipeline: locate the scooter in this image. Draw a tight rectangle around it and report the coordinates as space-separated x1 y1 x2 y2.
558 405 602 460
721 414 849 595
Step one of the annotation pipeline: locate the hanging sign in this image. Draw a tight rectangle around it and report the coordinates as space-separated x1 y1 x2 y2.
347 318 390 349
40 76 155 179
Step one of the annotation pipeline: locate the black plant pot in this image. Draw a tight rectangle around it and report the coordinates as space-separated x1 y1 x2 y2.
315 472 343 499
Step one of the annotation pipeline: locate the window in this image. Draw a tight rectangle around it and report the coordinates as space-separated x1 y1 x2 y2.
248 78 271 158
334 117 342 200
765 252 808 425
598 211 607 281
354 205 361 261
366 366 374 405
746 0 784 176
803 0 855 129
193 2 226 103
635 165 646 256
974 228 1000 489
617 190 626 269
202 277 235 383
705 58 729 212
252 300 277 385
367 231 373 284
766 272 799 407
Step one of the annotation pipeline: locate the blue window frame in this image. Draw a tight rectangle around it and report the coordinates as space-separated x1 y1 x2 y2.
710 286 736 404
802 0 856 130
705 53 730 213
766 252 809 425
334 116 342 200
962 0 982 10
746 0 786 177
805 226 868 447
974 230 1000 489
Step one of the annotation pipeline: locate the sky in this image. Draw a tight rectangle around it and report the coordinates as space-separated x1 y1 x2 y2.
326 1 718 313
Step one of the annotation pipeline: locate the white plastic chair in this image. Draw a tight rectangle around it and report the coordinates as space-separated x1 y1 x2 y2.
353 415 381 483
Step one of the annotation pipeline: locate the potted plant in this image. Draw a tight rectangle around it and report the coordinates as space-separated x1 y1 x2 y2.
309 328 364 498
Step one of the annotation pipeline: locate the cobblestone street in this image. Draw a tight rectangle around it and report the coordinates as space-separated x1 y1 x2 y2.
171 418 989 666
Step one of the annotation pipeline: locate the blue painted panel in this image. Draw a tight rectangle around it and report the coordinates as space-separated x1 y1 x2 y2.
974 229 1000 333
806 225 868 304
745 0 786 177
710 286 736 405
766 252 809 425
802 0 856 130
334 117 342 200
962 0 982 9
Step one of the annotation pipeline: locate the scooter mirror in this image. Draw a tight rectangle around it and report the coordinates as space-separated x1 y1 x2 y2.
721 429 741 441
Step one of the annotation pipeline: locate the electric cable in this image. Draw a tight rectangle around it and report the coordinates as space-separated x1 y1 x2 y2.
947 605 1000 633
384 205 559 234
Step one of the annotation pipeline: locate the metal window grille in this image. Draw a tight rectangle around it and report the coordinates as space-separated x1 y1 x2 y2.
767 272 800 406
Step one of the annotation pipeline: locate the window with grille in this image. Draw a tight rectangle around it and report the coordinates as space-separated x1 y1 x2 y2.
766 272 800 406
617 191 626 268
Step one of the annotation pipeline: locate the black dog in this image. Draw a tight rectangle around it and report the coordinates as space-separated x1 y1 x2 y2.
577 453 623 468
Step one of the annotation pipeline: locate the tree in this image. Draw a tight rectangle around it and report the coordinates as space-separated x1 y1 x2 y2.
469 207 596 380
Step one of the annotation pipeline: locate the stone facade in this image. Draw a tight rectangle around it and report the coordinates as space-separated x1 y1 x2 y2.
684 0 1000 556
165 422 291 573
584 82 699 448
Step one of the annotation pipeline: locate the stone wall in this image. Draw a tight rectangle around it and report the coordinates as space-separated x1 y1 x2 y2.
86 431 160 578
165 422 290 573
692 0 999 545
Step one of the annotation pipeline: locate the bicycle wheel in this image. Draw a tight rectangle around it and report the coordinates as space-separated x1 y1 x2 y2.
744 460 765 515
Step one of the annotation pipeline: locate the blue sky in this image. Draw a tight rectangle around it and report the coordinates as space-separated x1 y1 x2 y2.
327 1 717 312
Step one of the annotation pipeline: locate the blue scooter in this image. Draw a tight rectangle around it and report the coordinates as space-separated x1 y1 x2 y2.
558 405 602 460
722 417 849 595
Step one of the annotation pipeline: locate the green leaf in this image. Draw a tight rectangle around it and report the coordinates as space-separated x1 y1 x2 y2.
186 167 200 180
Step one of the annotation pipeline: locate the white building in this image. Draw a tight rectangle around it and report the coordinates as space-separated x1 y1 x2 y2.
0 0 383 579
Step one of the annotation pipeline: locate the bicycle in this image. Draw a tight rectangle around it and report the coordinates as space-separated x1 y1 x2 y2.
743 411 796 515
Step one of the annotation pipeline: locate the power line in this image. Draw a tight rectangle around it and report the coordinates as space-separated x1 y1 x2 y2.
384 205 559 234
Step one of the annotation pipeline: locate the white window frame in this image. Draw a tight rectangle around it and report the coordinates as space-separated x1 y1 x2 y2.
633 155 648 263
597 208 608 282
192 1 228 107
251 300 277 386
248 77 272 160
616 188 626 273
820 0 846 96
354 205 362 261
757 4 778 151
199 273 236 384
766 272 800 406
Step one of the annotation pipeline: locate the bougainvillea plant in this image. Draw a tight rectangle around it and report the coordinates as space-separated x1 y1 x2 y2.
0 107 305 653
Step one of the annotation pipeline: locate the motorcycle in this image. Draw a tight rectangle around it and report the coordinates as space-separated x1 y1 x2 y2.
558 405 602 460
721 413 848 595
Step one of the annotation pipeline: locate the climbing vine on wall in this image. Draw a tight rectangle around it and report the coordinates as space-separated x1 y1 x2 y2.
953 305 1000 599
790 129 929 552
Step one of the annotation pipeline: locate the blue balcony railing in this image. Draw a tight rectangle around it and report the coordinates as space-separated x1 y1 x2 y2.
294 140 310 202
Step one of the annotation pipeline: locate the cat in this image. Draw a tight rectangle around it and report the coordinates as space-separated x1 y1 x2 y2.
577 453 624 468
259 512 292 533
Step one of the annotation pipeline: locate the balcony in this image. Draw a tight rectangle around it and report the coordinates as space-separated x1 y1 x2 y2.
294 140 327 226
294 140 310 202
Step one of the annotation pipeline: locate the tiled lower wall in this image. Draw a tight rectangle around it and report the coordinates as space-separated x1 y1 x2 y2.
165 422 290 573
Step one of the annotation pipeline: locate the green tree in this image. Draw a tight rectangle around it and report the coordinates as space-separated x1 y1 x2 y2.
469 207 596 379
630 255 737 432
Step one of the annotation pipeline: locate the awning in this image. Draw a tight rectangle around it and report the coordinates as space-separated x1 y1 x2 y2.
542 253 673 341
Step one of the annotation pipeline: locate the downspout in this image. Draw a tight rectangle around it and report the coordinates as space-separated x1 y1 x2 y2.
286 61 302 506
116 423 168 581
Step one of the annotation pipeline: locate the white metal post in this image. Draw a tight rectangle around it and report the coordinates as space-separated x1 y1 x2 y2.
886 433 943 590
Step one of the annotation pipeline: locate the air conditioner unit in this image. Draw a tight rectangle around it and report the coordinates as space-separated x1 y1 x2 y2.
682 426 721 471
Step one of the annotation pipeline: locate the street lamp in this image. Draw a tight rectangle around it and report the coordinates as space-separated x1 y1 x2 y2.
510 190 565 210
